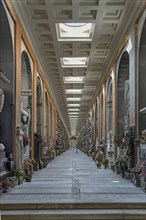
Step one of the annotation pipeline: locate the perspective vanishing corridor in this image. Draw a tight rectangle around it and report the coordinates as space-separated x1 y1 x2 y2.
0 149 146 219
0 0 146 219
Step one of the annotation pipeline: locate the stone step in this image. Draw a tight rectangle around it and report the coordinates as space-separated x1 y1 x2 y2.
1 209 146 220
0 202 146 210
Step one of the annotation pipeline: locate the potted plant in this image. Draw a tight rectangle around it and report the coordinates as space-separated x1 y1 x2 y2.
131 165 142 187
108 150 114 158
39 160 44 169
24 173 32 182
2 178 10 193
103 158 109 169
9 176 17 188
96 159 102 168
14 169 24 185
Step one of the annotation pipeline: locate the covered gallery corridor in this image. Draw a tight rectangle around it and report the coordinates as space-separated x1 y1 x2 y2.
0 0 146 219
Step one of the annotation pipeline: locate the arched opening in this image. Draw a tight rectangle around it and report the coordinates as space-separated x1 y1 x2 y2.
50 101 53 146
0 1 14 164
34 76 43 159
138 17 146 163
91 108 95 145
95 100 98 147
106 76 113 152
36 77 42 136
99 92 104 145
44 92 49 155
117 51 129 139
21 51 32 160
69 136 77 148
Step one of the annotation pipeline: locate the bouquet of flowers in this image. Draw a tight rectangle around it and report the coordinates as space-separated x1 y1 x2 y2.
131 165 143 178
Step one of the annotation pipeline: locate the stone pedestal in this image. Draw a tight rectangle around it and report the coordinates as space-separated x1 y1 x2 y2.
22 144 30 161
7 160 15 171
16 127 24 169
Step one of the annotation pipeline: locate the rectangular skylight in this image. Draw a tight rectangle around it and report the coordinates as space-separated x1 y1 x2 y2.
56 23 95 41
66 97 81 101
68 112 79 115
61 57 88 67
67 104 80 107
65 89 83 94
68 109 80 111
63 76 84 83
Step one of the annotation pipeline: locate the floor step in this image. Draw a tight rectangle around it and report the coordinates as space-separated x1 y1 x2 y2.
1 209 146 220
0 202 146 210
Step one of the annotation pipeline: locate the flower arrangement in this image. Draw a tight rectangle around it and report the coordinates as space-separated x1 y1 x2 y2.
9 176 17 187
23 134 30 146
14 169 24 184
96 161 102 168
39 160 44 169
24 173 32 182
2 178 10 193
131 165 143 177
42 158 49 167
102 158 109 168
114 136 124 146
108 150 114 158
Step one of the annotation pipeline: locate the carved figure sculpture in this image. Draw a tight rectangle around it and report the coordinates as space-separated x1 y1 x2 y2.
0 69 10 84
0 69 10 112
0 88 4 112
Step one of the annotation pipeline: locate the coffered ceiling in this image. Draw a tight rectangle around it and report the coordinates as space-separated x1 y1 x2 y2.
11 0 141 136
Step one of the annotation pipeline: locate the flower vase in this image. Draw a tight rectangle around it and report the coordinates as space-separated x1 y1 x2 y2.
2 187 9 193
116 166 120 174
125 171 130 179
18 177 23 185
134 176 141 187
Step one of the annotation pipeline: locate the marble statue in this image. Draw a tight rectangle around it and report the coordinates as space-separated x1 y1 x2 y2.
0 69 10 84
0 88 4 112
0 69 10 112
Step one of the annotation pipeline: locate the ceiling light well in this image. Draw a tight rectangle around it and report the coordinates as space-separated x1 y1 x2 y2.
63 76 84 83
56 23 95 41
61 57 88 68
